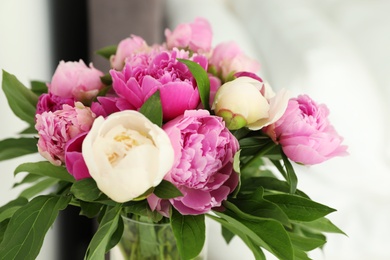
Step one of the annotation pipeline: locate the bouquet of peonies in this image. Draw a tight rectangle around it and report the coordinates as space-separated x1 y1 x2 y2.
0 17 347 260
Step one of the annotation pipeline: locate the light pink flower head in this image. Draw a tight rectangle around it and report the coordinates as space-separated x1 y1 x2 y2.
150 110 239 215
110 49 207 121
48 60 104 102
110 35 150 70
165 17 212 52
209 42 260 80
269 95 348 165
35 102 95 166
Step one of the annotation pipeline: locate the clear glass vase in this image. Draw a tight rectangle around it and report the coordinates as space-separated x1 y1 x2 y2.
110 216 206 260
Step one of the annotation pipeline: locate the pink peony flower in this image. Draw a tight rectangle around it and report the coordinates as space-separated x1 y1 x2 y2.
269 95 348 165
110 35 150 70
48 60 104 102
152 110 239 215
65 132 91 180
110 49 207 121
209 42 260 80
165 17 212 52
35 102 95 166
36 93 75 114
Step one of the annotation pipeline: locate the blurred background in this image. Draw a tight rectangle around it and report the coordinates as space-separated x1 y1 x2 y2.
1 0 389 259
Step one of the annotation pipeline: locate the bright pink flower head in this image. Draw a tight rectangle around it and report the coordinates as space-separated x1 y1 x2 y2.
165 17 212 52
270 95 348 165
110 49 207 121
65 132 91 180
110 35 149 70
48 60 104 102
36 93 75 114
209 42 260 80
157 110 239 215
35 102 95 166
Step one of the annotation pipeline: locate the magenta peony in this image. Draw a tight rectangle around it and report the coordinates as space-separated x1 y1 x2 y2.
158 110 239 215
165 17 212 52
270 95 348 165
110 49 206 121
48 60 104 102
65 132 91 180
36 93 75 114
35 102 95 166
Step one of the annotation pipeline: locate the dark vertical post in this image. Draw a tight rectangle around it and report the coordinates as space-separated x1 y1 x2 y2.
49 1 94 260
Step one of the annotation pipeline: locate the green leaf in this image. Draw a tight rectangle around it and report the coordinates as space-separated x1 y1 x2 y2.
18 125 37 135
265 194 336 222
293 248 312 260
209 214 267 260
2 70 38 125
171 208 205 260
139 90 163 127
79 201 103 218
296 217 346 235
19 177 59 199
14 161 75 183
84 203 122 259
96 45 117 59
13 173 43 188
71 178 102 202
178 59 210 111
240 177 309 198
229 188 291 227
231 150 241 197
106 216 124 253
288 232 326 251
30 80 48 96
0 138 37 161
282 152 298 194
0 197 28 222
0 194 70 260
153 180 183 199
215 209 293 260
99 74 112 86
0 219 10 245
221 226 235 244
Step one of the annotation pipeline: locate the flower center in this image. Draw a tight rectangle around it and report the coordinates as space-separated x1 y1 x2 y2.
101 125 154 166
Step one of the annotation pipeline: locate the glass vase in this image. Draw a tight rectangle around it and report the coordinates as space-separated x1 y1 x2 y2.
110 216 206 260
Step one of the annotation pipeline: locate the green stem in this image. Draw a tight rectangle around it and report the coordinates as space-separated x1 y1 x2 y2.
240 141 277 172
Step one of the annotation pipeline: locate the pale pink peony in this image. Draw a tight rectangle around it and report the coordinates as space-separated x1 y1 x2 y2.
269 95 348 165
110 35 150 70
35 102 95 166
110 49 207 121
48 60 104 102
165 17 212 52
150 110 239 215
209 42 260 80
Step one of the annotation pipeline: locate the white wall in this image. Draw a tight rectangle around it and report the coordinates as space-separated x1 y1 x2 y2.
0 1 57 259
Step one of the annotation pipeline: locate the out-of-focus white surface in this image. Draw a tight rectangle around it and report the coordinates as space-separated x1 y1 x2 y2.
166 0 390 259
0 1 57 259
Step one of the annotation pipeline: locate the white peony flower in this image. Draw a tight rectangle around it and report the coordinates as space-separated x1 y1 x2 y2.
82 110 174 202
212 76 290 130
